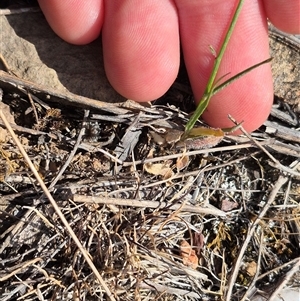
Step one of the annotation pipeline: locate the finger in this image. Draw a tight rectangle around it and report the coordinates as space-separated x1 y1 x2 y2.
37 0 104 44
102 0 180 101
263 0 300 33
175 0 273 132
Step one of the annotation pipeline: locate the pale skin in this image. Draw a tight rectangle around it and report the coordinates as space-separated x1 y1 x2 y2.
37 0 300 132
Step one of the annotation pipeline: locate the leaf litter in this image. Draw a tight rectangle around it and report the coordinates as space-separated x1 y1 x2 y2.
0 28 300 301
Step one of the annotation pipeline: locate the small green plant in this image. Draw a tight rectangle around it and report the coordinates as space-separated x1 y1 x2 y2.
184 0 271 134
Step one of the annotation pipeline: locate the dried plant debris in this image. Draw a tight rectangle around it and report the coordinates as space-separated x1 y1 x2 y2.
269 24 300 113
0 33 300 301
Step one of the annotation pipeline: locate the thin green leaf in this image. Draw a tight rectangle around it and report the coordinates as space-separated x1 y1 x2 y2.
185 0 245 133
185 57 272 133
205 0 245 95
211 57 272 96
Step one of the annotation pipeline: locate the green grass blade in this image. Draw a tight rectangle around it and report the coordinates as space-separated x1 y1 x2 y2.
211 57 272 95
185 0 245 133
185 57 271 132
205 0 245 94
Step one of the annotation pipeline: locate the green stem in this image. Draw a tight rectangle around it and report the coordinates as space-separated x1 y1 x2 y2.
208 57 272 97
185 0 245 133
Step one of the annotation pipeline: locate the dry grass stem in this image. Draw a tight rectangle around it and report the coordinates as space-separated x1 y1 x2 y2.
225 174 290 301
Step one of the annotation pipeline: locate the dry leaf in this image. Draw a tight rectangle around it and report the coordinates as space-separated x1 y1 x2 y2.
145 150 174 179
176 154 189 171
180 240 198 269
245 261 257 277
162 168 174 180
144 161 173 178
176 126 224 150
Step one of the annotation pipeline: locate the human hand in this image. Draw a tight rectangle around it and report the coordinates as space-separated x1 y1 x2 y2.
37 0 300 132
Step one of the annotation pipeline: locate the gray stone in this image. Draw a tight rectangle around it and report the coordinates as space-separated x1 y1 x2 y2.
0 8 125 103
